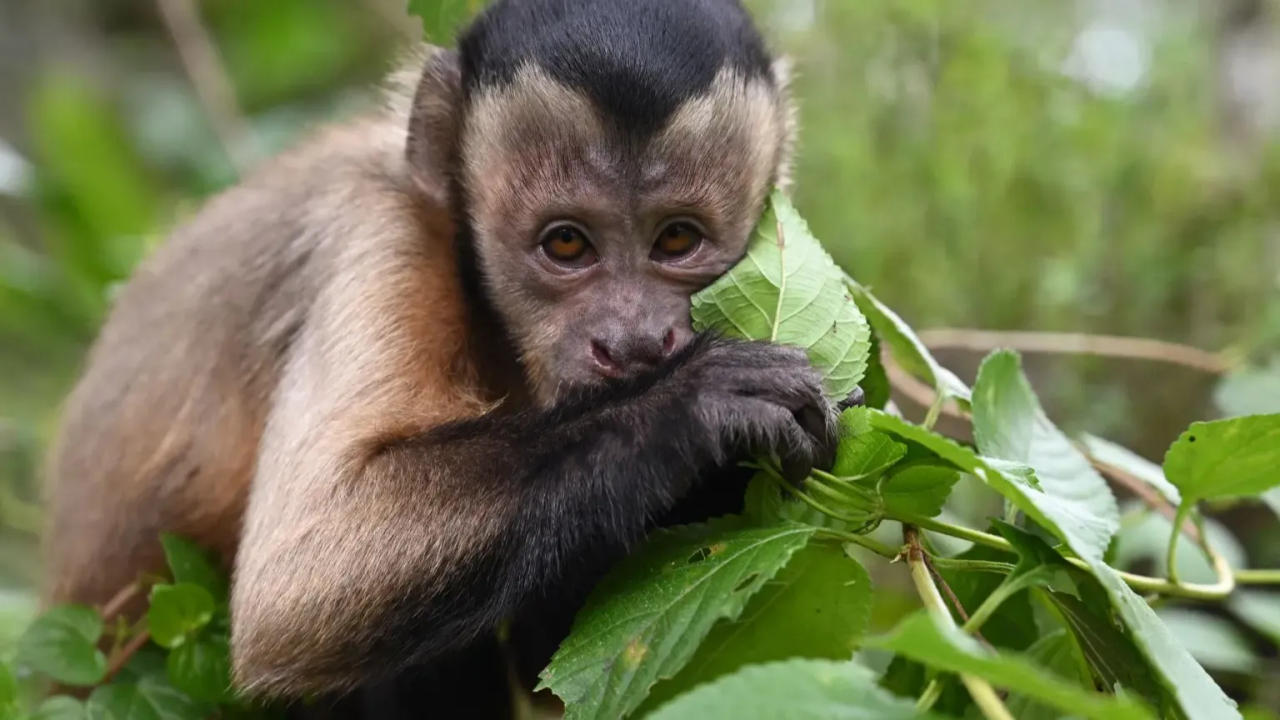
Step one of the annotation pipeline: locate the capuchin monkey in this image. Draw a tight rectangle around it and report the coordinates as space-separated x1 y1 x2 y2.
45 0 834 714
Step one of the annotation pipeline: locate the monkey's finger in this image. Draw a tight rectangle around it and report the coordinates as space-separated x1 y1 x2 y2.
838 386 866 411
795 403 837 471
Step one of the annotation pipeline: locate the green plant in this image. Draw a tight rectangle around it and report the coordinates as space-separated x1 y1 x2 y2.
0 535 279 720
536 193 1280 720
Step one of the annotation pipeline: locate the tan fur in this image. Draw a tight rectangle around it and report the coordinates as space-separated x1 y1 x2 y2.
45 40 798 697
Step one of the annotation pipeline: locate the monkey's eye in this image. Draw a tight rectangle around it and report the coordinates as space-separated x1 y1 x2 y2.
652 221 704 261
540 224 594 267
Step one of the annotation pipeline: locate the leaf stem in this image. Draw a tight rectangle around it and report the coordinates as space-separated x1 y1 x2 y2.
1166 502 1192 585
928 557 1016 575
962 580 1021 636
813 528 901 560
1234 569 1280 585
895 512 1237 600
758 463 874 527
905 526 1015 720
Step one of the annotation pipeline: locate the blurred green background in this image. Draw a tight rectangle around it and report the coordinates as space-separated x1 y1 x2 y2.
1 0 1278 709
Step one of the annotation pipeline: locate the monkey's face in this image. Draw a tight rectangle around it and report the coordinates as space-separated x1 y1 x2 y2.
460 66 791 404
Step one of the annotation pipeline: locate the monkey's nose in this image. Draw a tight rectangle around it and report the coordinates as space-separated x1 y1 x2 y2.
590 328 678 378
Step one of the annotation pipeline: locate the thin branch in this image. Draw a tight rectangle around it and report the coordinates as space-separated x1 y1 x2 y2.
155 0 254 173
916 328 1229 374
99 582 141 622
102 629 151 683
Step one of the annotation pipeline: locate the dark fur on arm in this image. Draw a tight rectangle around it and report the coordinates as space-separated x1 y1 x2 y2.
231 336 832 695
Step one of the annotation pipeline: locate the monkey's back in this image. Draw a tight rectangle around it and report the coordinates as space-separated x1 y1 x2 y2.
44 109 424 606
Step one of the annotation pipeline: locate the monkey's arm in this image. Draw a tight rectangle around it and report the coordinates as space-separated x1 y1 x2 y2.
229 242 830 697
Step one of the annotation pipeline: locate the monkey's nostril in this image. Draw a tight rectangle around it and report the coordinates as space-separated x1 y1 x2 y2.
590 340 623 377
662 328 677 356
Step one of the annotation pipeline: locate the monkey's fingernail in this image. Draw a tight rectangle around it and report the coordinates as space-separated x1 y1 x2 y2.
838 387 866 410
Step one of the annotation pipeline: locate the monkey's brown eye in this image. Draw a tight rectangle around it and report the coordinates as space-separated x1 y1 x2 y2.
540 224 593 266
652 222 704 260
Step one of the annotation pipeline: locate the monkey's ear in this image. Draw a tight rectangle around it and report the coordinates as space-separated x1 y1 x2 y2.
407 47 463 207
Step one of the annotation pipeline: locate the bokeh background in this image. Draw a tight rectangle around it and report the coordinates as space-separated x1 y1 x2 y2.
1 0 1278 711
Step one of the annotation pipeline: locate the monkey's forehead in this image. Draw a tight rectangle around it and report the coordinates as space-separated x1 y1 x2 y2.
460 64 786 229
457 0 774 137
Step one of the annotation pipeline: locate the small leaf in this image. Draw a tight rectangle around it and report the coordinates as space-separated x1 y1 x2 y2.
870 612 1154 720
847 282 970 407
832 409 907 479
992 521 1078 598
159 535 227 601
859 332 891 410
86 675 209 720
880 464 959 519
147 584 215 649
646 659 945 720
637 543 872 713
30 697 87 720
691 191 871 401
1163 414 1280 504
16 605 107 686
538 518 815 720
972 350 1119 561
167 634 232 703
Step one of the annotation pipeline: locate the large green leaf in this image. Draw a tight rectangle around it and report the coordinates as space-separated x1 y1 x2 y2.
1048 593 1166 709
1156 608 1257 674
972 350 1119 560
1162 414 1280 503
847 282 970 407
85 676 209 720
870 612 1154 720
638 543 872 714
538 519 815 719
147 584 215 649
15 605 106 686
1005 630 1093 720
646 659 944 720
691 191 871 401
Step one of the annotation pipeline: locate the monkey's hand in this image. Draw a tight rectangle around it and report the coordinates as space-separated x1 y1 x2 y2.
666 336 838 482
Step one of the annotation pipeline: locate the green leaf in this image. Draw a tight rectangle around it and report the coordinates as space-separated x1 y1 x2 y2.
972 350 1119 560
870 612 1154 720
880 464 960 519
847 282 970 407
159 535 227 602
691 191 871 401
30 697 87 720
15 605 107 686
991 521 1078 598
1163 414 1280 503
1048 593 1166 709
1080 434 1181 506
1088 565 1238 718
1005 630 1093 720
646 659 944 720
166 634 232 703
147 584 215 649
1155 608 1257 674
868 410 1109 563
637 543 872 714
859 331 891 410
85 675 209 720
538 519 815 720
832 409 907 479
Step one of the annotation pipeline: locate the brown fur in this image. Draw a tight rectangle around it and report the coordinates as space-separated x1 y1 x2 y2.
44 40 795 698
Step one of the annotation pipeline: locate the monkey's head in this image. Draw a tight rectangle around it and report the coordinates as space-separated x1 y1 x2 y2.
408 0 794 404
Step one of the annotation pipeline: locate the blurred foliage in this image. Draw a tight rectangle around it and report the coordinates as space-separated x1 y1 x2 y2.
0 0 1277 711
